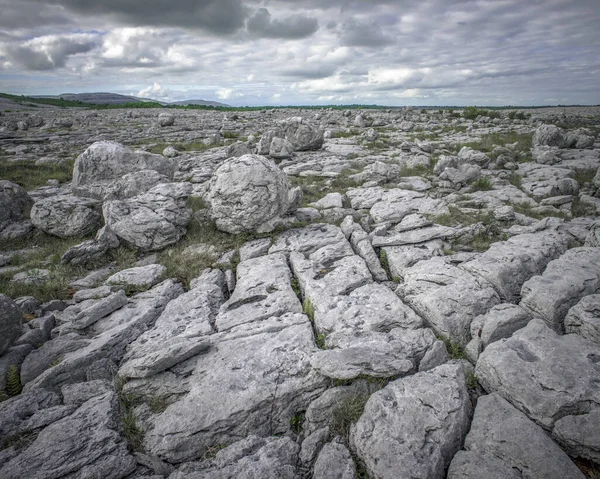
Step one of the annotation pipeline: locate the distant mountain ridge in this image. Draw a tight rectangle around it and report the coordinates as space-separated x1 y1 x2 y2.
169 99 230 107
33 92 230 107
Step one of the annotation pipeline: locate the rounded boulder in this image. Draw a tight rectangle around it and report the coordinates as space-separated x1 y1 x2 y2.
207 154 301 234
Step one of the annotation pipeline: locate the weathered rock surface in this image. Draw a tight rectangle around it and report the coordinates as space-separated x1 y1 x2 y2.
466 303 531 362
0 294 23 355
103 184 192 251
520 247 600 332
476 318 600 461
72 141 176 200
170 436 300 479
144 312 327 462
397 257 501 345
0 384 136 479
207 154 300 233
25 280 183 391
0 181 33 234
461 230 570 302
448 393 585 479
279 117 324 151
119 271 224 378
313 441 357 479
533 124 565 147
350 362 472 479
30 195 102 238
106 264 166 289
564 293 600 343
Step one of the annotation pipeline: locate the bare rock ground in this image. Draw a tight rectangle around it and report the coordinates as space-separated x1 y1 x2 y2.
1 102 600 478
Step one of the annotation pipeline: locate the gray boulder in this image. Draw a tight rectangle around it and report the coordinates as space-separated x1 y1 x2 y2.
279 117 324 151
0 181 33 233
0 386 136 479
0 295 24 355
476 318 600 462
564 294 600 343
30 195 102 238
157 113 174 127
520 247 600 332
71 290 128 330
350 362 472 479
20 333 90 385
533 124 565 147
457 147 490 168
447 393 585 479
72 141 176 200
169 436 299 479
226 140 252 158
257 129 284 155
466 303 531 362
206 154 300 234
564 128 595 149
439 164 481 189
313 442 357 479
269 136 294 159
106 264 166 289
60 239 110 266
103 184 192 251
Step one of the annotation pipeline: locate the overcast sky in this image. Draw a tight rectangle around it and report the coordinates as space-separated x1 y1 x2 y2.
0 0 598 106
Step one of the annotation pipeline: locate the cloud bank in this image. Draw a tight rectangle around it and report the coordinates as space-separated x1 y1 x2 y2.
0 0 598 106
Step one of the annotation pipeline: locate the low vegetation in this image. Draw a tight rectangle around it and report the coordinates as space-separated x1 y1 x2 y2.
290 170 360 207
468 177 493 192
330 394 369 440
0 159 75 191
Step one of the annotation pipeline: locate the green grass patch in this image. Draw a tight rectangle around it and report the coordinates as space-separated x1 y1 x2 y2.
222 131 240 139
570 168 597 185
331 129 360 138
291 170 360 207
513 202 570 220
468 177 493 192
468 225 509 252
142 141 217 155
0 159 75 191
378 250 391 279
439 335 466 359
454 131 533 154
0 234 95 302
290 411 305 434
303 298 315 321
508 172 523 189
431 205 493 227
330 394 369 440
462 106 502 120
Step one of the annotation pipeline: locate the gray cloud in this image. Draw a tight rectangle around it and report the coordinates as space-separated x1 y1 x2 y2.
3 34 98 70
247 8 319 39
25 0 249 34
0 0 599 106
339 19 394 47
0 2 72 29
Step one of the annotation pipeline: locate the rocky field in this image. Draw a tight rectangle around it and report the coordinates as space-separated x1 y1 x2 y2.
1 101 599 478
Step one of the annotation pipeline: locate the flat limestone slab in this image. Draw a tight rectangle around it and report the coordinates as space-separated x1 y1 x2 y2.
447 393 585 479
476 318 600 461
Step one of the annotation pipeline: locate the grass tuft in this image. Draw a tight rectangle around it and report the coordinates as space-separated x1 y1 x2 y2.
468 177 493 192
330 395 369 440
